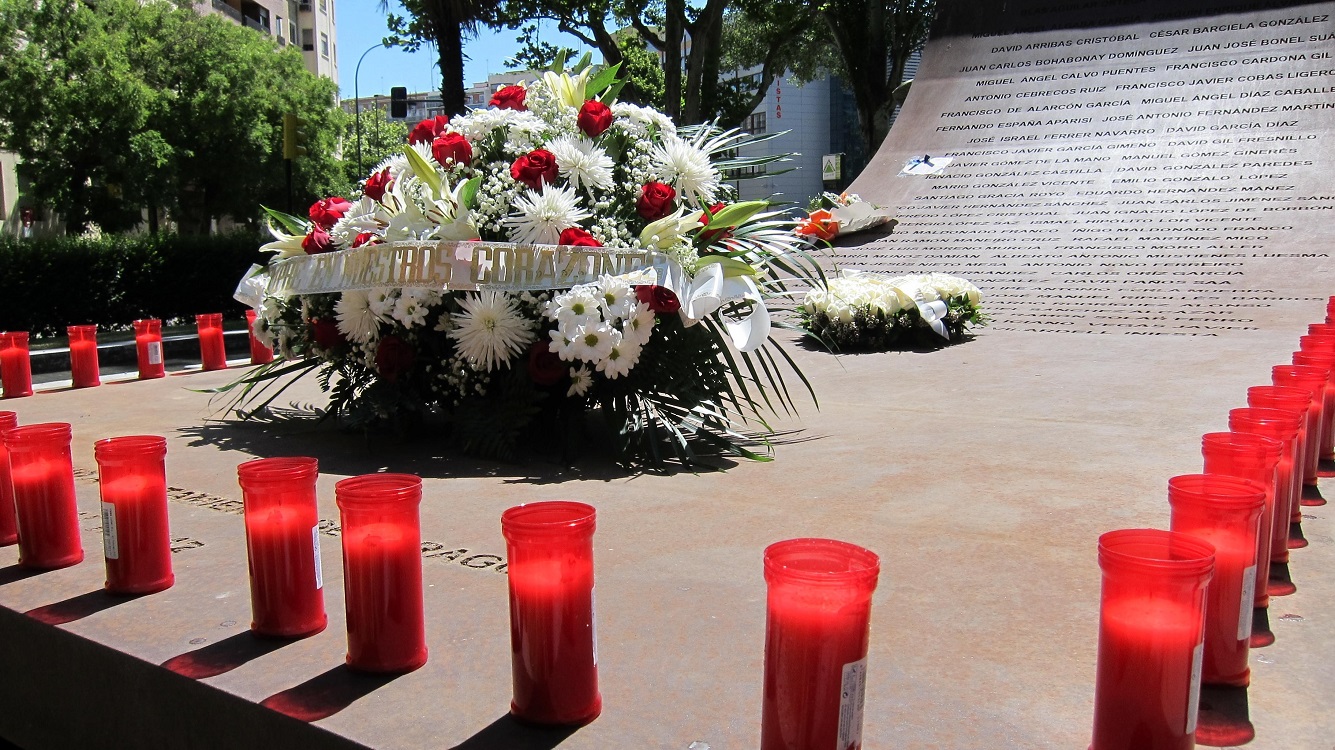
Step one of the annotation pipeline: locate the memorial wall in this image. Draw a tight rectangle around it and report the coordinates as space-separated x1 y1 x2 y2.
843 0 1335 336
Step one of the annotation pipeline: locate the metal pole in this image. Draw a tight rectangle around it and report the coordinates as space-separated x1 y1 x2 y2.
354 42 386 177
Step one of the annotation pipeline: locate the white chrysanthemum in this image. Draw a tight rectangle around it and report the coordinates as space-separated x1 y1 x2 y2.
625 301 657 346
550 286 603 331
368 287 398 318
652 137 719 205
447 291 535 371
597 274 635 320
392 290 431 329
596 333 641 380
503 185 593 245
569 321 617 364
546 136 615 193
567 365 593 397
329 196 381 245
335 290 385 344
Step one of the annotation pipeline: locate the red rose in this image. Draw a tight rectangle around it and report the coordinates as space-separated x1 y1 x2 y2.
310 317 344 350
527 341 565 386
432 133 473 166
363 168 391 202
635 285 681 314
490 85 527 111
577 100 613 138
559 227 602 247
698 202 733 245
352 232 376 248
510 149 559 190
374 334 416 384
308 197 352 229
636 182 676 221
408 114 450 145
301 225 335 254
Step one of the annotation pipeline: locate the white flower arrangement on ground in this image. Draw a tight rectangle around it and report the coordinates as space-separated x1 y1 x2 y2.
233 58 820 467
801 271 987 350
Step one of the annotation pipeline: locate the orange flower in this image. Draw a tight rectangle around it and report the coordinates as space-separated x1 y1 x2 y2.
796 209 840 241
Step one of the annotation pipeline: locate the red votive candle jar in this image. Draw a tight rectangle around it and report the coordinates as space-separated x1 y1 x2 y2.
1273 364 1328 488
761 538 880 750
1314 322 1335 338
133 319 165 380
197 313 227 371
237 457 326 638
66 325 101 388
1247 386 1310 555
94 436 173 594
245 310 274 365
1 332 34 399
1293 349 1335 461
501 501 601 726
1091 529 1213 750
1204 428 1283 610
5 423 83 569
0 411 18 545
335 473 427 673
1167 474 1265 687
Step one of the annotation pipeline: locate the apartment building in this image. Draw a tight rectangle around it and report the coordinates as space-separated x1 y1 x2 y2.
194 0 338 81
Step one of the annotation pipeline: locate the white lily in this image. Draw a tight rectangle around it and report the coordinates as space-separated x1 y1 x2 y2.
542 69 592 110
259 222 308 259
638 208 703 252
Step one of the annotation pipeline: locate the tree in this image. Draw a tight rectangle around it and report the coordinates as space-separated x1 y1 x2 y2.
344 107 410 185
0 0 347 233
817 0 935 157
384 0 498 116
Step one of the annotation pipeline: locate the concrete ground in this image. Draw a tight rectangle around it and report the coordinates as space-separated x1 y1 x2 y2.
0 324 1331 749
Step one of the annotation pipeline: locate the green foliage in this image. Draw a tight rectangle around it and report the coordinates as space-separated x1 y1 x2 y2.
344 108 411 186
0 0 347 233
0 232 265 336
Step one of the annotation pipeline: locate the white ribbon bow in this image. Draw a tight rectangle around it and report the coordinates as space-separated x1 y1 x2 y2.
671 262 771 353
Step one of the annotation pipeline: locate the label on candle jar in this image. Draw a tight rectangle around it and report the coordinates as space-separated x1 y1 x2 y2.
837 657 867 749
148 342 162 365
1238 564 1257 641
1186 642 1203 735
591 586 599 667
312 525 323 589
100 502 119 560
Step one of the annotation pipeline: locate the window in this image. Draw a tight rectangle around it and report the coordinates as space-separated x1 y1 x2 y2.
744 112 767 134
275 15 283 43
301 28 314 51
319 0 326 11
320 32 329 58
289 20 297 44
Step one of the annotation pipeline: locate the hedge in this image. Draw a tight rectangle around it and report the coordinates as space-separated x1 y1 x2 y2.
0 232 266 337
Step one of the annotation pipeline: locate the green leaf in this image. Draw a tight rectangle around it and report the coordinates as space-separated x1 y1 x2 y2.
403 144 443 200
706 201 768 228
262 205 308 236
551 49 570 73
459 175 482 210
696 256 757 277
586 62 621 97
573 51 592 73
598 79 627 105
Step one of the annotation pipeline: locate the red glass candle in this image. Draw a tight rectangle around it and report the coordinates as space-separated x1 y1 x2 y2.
66 325 101 388
4 423 83 569
94 436 173 594
237 457 326 638
133 319 165 380
501 501 601 726
1314 322 1335 338
761 538 880 750
1293 349 1335 461
1204 427 1283 610
1247 386 1310 557
197 313 227 371
1167 474 1265 687
245 310 274 365
0 332 34 399
335 473 427 673
0 411 18 545
1091 529 1213 750
1273 364 1328 487
1327 296 1335 323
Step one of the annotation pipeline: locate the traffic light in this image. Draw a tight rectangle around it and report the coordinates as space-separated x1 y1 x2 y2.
390 87 408 119
282 112 309 160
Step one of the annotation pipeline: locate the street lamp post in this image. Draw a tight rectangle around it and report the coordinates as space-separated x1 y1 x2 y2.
354 42 387 178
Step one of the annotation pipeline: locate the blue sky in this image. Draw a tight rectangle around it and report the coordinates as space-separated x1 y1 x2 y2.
333 1 592 99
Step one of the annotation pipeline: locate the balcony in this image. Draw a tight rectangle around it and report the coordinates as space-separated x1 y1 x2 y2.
243 16 270 34
210 0 242 22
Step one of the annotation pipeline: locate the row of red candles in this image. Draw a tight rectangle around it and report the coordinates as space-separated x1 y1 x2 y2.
0 312 273 397
0 415 879 746
1091 297 1335 750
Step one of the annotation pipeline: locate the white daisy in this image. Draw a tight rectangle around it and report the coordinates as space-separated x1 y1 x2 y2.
568 321 617 364
651 136 720 205
546 136 615 193
567 365 593 397
503 185 593 245
596 333 642 380
392 290 431 329
549 286 603 331
335 290 384 344
548 328 578 361
596 274 635 321
368 287 398 318
625 301 657 346
447 291 535 371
